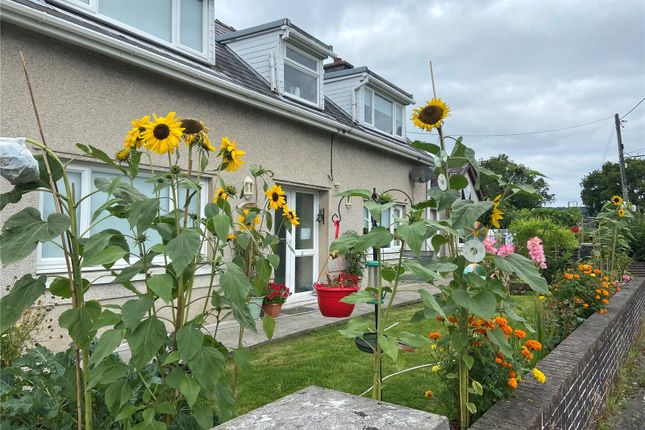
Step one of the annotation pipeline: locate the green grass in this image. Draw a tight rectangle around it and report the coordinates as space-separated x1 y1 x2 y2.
233 295 537 417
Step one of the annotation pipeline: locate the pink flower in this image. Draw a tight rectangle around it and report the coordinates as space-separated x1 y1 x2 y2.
484 236 497 254
483 236 515 257
527 237 547 269
622 274 632 282
497 243 516 257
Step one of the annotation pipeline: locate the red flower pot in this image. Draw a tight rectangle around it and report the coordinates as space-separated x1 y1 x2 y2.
314 284 360 318
262 303 283 318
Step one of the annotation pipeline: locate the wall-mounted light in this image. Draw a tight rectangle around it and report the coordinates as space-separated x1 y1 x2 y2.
243 176 255 199
345 195 352 207
316 208 325 224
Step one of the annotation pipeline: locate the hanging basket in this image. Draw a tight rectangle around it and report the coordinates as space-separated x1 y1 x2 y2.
314 284 360 318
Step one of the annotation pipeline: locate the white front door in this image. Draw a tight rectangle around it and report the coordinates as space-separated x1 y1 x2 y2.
274 189 319 301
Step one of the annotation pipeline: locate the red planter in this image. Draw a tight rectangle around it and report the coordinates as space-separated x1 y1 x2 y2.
314 285 360 318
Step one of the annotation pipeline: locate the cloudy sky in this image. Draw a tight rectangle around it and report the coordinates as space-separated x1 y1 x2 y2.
218 0 645 206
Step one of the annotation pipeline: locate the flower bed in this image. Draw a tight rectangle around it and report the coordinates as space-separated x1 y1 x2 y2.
470 277 645 430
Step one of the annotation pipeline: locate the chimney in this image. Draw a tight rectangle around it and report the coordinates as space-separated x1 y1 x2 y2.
324 57 354 73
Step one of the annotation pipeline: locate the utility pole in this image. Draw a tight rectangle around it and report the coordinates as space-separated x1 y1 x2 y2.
615 113 629 202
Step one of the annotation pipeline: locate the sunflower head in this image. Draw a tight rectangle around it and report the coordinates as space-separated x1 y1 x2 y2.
412 98 450 131
617 208 625 218
282 205 300 226
124 115 150 149
480 194 504 229
218 137 246 172
266 184 286 210
239 209 260 230
115 148 130 162
142 112 184 155
611 195 623 206
213 186 228 203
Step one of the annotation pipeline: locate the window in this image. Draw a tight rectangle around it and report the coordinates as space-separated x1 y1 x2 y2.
362 204 405 251
57 0 210 57
283 44 320 105
363 88 405 138
38 164 208 272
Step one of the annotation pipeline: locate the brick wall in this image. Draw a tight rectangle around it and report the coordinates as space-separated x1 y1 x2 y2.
471 278 645 430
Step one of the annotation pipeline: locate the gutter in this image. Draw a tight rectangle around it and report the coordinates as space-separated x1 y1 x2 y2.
0 0 432 164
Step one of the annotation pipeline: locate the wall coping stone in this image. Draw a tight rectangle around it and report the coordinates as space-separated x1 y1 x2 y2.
212 386 450 430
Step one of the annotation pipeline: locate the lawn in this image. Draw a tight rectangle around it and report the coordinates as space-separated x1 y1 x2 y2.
233 295 536 417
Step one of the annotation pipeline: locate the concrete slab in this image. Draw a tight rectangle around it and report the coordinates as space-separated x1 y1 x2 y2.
212 386 450 430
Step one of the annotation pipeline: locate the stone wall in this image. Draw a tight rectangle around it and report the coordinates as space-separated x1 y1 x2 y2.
471 278 645 430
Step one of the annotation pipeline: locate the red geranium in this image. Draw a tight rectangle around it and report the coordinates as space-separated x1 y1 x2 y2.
263 282 291 304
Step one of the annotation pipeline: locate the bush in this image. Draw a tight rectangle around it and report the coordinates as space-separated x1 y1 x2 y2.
509 217 579 282
507 207 582 228
629 213 645 261
0 301 53 368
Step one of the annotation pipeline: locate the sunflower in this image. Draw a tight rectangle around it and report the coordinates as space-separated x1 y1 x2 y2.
488 194 504 229
124 115 150 149
611 195 623 206
219 137 246 172
181 118 214 152
411 98 450 131
617 208 625 217
239 209 260 230
115 148 130 161
282 206 300 226
142 112 184 155
212 186 228 203
266 184 286 209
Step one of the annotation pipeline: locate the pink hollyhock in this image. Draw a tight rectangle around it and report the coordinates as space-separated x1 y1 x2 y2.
497 243 516 257
483 236 515 257
527 236 547 269
484 236 497 254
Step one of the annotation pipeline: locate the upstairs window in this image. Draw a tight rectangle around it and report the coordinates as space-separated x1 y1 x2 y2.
364 88 405 138
57 0 210 58
283 45 320 105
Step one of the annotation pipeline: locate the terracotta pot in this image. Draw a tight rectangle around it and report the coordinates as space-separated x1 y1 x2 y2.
314 284 360 318
262 303 283 318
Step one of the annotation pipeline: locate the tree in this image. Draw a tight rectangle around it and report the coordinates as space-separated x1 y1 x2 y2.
479 154 554 210
580 159 645 215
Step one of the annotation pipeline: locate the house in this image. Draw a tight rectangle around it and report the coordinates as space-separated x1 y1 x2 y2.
0 0 440 348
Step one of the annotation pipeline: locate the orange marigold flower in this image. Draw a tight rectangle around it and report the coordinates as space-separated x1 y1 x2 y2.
494 316 508 326
447 316 458 324
502 361 512 369
472 341 482 347
495 357 503 364
594 269 602 275
525 340 542 351
595 295 601 300
603 290 609 296
475 328 487 336
508 370 517 379
602 299 609 305
486 320 496 330
507 378 518 389
595 289 601 294
616 287 621 292
574 274 580 279
603 276 609 281
564 273 574 280
599 309 607 314
424 390 433 398
428 332 441 340
496 352 504 359
514 329 526 339
502 325 513 336
583 303 589 308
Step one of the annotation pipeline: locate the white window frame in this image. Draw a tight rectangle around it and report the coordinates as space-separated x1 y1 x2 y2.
37 163 209 274
282 43 322 108
53 0 211 61
363 203 406 253
363 88 406 139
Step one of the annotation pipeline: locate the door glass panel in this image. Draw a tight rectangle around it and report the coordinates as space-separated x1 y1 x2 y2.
295 193 314 249
295 255 313 293
274 205 287 285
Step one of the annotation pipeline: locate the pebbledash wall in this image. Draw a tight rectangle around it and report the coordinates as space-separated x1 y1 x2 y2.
471 278 645 430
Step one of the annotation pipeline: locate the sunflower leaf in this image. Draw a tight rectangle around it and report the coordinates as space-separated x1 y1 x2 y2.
76 144 126 174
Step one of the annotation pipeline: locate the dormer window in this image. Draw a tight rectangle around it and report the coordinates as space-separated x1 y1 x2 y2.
54 0 214 62
283 45 321 105
363 88 405 137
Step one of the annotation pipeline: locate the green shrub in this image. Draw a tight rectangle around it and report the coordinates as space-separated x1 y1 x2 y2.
507 207 582 228
509 217 579 282
629 213 645 261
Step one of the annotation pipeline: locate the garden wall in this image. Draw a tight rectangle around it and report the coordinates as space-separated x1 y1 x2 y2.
471 278 645 430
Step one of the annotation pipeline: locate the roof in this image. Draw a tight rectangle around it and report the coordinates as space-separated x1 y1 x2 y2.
216 18 335 58
325 66 414 101
5 0 428 162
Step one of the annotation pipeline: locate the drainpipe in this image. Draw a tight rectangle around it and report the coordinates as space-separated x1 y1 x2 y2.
351 73 369 121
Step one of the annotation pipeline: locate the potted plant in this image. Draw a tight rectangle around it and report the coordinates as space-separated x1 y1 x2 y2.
262 282 291 317
314 272 361 317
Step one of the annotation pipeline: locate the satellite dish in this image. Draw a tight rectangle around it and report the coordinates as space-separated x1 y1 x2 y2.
409 165 433 183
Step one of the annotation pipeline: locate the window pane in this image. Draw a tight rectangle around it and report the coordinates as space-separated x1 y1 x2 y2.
295 193 314 250
41 172 82 258
177 182 202 226
364 89 373 124
286 47 317 71
180 0 203 51
374 93 393 134
295 255 313 293
274 205 287 285
395 105 403 136
363 207 370 234
99 0 172 42
380 209 391 229
284 63 318 103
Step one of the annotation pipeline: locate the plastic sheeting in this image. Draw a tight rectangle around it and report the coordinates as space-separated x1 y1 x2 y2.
0 137 40 185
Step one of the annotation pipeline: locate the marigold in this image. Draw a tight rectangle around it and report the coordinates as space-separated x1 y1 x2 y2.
595 295 601 300
502 325 513 336
538 295 545 301
574 274 580 279
494 316 508 326
602 299 609 305
594 269 602 275
508 370 516 379
599 309 607 314
495 357 503 364
502 361 512 369
564 273 574 280
507 378 518 389
447 316 458 324
595 289 601 294
514 329 526 339
428 332 441 340
431 365 441 372
424 390 433 398
525 339 542 351
532 368 546 383
583 303 589 308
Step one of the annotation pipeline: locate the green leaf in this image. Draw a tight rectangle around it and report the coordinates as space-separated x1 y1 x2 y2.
452 289 496 321
450 200 493 230
191 403 214 430
156 400 175 415
358 226 393 252
410 141 441 155
335 189 372 198
426 257 459 273
449 174 468 190
503 301 527 323
488 327 514 357
220 263 255 330
364 200 396 224
397 331 431 348
180 376 201 407
340 290 375 304
450 331 469 353
88 362 129 388
430 234 447 252
167 229 201 273
466 402 477 414
105 381 133 415
379 334 399 362
81 245 127 268
49 277 72 299
121 297 154 331
338 317 371 338
472 380 483 396
90 329 125 366
463 355 474 370
148 274 174 303
212 213 231 242
268 254 280 269
76 143 126 173
402 260 443 283
262 315 276 339
232 347 253 373
128 198 160 232
213 382 236 422
493 254 549 294
419 289 446 318
162 351 181 366
0 274 46 332
396 221 427 255
59 301 102 348
176 324 204 362
446 157 469 168
127 316 167 369
427 188 460 211
187 346 225 394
